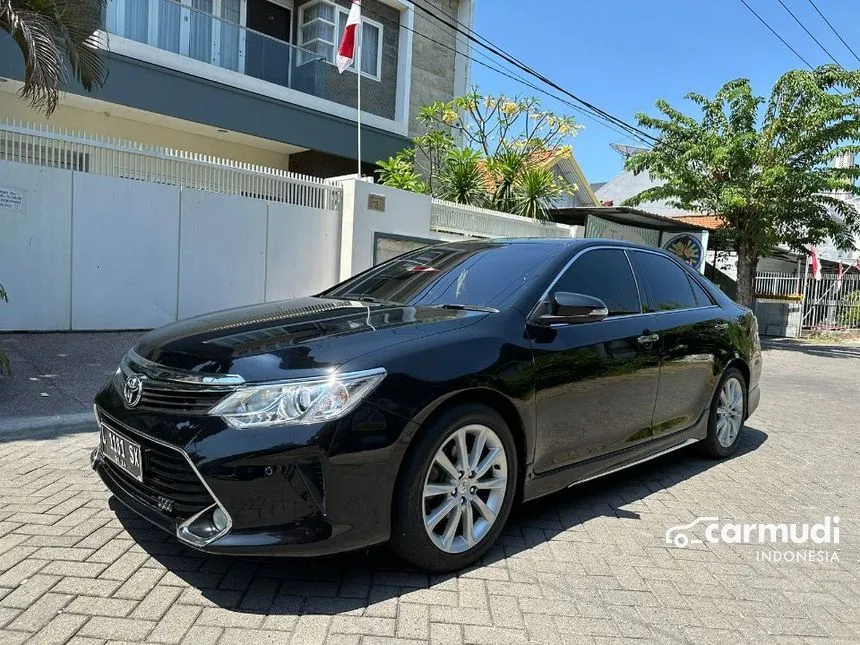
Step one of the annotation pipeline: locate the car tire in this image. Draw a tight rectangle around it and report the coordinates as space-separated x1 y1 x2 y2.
700 367 747 458
390 403 518 572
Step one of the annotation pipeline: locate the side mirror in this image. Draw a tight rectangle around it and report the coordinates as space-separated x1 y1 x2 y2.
536 292 609 325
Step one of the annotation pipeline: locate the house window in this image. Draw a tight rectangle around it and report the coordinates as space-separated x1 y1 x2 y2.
298 0 382 80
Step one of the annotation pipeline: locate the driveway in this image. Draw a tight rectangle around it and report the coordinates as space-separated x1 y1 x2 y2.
0 340 857 644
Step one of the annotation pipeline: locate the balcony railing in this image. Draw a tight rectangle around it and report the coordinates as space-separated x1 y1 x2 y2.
105 0 328 100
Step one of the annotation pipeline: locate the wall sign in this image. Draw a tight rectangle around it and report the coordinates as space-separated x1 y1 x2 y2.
0 187 24 212
368 193 386 212
662 233 705 271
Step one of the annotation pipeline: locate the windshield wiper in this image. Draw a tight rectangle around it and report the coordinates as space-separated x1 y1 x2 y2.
425 303 499 313
327 295 403 305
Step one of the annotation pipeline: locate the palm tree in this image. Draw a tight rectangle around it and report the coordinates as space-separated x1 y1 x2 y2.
0 0 108 116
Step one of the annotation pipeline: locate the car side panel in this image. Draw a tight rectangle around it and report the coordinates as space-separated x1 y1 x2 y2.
644 308 727 437
528 316 661 474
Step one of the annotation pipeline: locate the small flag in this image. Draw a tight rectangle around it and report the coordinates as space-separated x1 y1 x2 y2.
337 0 361 74
810 246 822 281
837 261 844 291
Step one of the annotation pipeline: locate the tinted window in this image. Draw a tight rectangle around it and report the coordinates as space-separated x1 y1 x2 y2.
687 275 715 307
321 242 556 309
552 249 641 316
629 251 697 312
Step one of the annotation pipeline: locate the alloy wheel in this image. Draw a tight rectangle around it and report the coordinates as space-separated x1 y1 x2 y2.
422 424 508 554
716 377 744 447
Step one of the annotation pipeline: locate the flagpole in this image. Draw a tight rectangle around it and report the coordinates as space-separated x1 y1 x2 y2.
356 15 362 178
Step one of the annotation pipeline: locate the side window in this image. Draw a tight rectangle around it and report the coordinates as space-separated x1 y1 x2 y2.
687 275 715 307
552 249 641 316
629 251 698 312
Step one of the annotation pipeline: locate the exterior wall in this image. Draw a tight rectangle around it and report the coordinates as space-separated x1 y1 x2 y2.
0 33 410 165
294 0 400 120
0 93 293 170
408 0 461 137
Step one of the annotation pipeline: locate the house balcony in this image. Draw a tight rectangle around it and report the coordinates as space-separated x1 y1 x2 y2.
103 0 409 136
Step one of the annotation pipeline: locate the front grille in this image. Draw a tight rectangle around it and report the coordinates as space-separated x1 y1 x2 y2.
138 383 228 415
100 419 214 520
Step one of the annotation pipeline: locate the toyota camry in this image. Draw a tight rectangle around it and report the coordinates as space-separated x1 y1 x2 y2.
91 238 761 571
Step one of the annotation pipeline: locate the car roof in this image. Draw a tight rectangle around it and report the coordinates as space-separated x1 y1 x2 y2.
439 237 665 253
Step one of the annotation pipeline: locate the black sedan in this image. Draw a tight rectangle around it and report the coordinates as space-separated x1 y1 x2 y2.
91 238 761 571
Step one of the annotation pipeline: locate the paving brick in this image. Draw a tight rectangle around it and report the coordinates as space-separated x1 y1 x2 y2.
25 613 88 645
6 592 72 632
77 616 156 641
396 602 429 640
111 566 165 600
65 596 136 617
288 615 331 645
50 576 121 597
196 607 265 629
147 605 202 644
0 574 59 609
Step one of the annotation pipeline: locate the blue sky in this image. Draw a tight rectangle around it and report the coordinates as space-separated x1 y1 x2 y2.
471 0 860 184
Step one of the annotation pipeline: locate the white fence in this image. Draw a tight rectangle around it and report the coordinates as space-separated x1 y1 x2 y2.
754 271 803 298
0 161 341 330
430 198 575 239
0 121 590 331
755 271 860 330
0 120 342 210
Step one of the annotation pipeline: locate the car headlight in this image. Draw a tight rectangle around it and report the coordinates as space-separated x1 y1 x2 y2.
208 368 386 428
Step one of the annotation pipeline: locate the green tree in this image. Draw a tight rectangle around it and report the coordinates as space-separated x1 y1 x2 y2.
378 88 580 219
1 0 108 116
624 65 860 307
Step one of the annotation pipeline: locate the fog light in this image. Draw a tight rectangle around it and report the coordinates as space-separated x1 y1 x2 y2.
212 507 229 532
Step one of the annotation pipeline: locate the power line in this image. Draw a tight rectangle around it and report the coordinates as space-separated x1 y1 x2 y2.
355 3 653 146
408 0 665 146
738 0 816 70
775 0 844 68
804 0 860 66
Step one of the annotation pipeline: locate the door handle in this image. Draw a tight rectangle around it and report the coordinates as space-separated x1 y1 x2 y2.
714 323 729 331
637 333 660 345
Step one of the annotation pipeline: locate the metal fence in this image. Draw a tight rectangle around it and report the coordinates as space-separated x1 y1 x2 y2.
755 271 804 298
430 198 575 239
0 120 342 211
755 271 860 330
803 273 860 330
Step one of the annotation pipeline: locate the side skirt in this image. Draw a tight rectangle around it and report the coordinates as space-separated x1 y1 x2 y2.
522 410 709 503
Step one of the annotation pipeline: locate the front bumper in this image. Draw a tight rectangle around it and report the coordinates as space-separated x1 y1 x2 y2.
92 384 406 556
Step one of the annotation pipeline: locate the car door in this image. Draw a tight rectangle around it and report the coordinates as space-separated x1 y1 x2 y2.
627 250 724 437
529 248 661 474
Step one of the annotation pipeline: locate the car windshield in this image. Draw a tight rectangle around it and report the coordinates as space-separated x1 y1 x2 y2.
320 242 557 310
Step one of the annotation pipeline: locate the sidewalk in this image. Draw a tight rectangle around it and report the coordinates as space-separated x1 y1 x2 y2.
0 331 144 425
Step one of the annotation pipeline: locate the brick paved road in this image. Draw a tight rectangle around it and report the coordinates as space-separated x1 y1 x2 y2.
0 340 858 645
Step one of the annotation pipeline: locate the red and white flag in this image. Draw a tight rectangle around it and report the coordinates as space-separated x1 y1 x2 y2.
809 246 822 281
337 1 361 73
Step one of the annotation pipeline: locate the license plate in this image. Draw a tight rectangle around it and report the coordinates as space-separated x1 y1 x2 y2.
100 424 144 482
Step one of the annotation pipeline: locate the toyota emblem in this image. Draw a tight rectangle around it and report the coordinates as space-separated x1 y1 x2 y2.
123 376 143 408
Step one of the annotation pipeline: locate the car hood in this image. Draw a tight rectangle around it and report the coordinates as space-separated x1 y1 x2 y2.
134 296 486 382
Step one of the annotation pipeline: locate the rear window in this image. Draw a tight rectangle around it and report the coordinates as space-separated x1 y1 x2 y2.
629 251 698 312
321 242 557 309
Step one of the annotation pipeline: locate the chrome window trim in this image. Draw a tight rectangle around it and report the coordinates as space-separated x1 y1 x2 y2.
528 245 721 325
125 349 245 386
94 407 233 548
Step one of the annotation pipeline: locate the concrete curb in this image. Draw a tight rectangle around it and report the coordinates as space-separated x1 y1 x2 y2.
0 411 96 435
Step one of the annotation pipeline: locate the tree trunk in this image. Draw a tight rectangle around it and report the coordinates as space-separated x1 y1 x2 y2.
735 248 759 308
